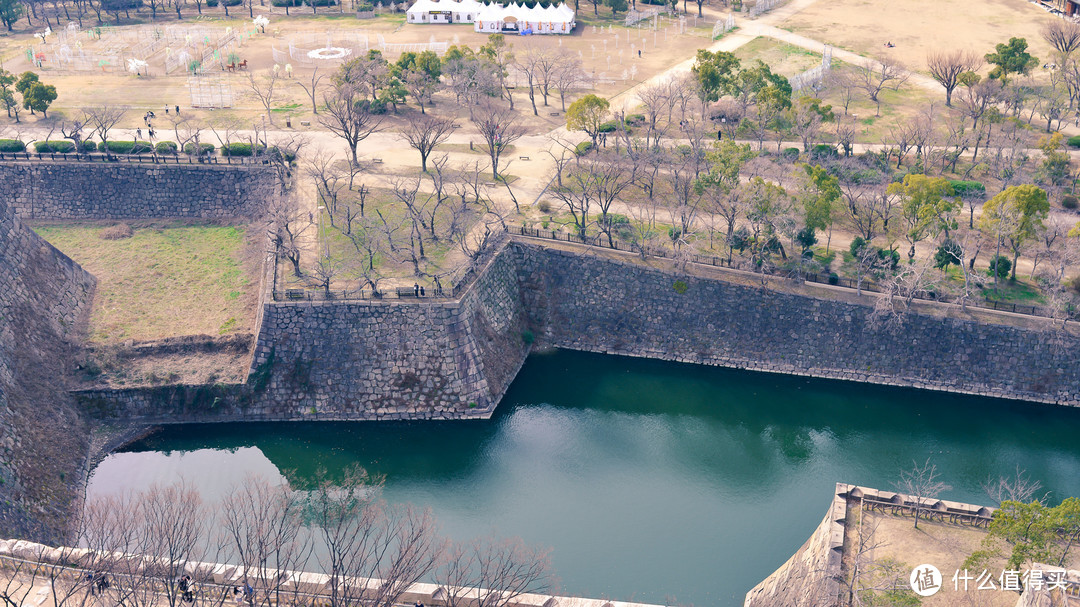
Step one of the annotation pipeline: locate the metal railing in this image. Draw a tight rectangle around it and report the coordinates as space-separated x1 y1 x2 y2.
507 225 1073 322
0 152 271 165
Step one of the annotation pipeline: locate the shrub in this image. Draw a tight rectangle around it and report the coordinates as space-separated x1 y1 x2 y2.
521 330 535 345
574 141 593 156
104 140 153 154
672 279 689 294
849 236 867 258
266 146 296 162
810 143 838 160
220 142 267 157
184 142 215 155
781 147 799 161
625 113 645 125
1062 194 1079 210
99 223 134 240
1068 135 1080 148
987 255 1011 279
949 180 985 200
357 1 374 9
537 200 553 213
597 120 618 134
33 140 74 153
0 139 25 152
155 141 178 154
604 213 629 226
80 140 97 152
934 238 962 269
828 273 839 286
271 0 336 6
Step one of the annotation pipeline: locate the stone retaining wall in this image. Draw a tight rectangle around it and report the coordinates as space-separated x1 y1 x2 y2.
743 482 847 607
515 242 1080 406
76 240 532 422
0 195 95 541
1 162 276 220
77 238 1080 423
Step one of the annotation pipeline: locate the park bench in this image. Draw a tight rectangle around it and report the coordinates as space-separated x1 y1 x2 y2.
285 289 305 300
396 287 420 297
519 156 530 160
372 158 383 164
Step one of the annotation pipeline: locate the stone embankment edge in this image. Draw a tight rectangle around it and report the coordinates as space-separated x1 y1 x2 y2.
0 539 662 607
742 482 847 607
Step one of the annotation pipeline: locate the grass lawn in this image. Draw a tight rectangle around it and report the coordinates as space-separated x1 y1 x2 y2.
32 221 257 343
980 278 1047 306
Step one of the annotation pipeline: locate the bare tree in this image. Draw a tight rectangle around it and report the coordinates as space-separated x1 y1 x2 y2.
138 482 207 607
927 49 982 107
81 104 127 152
217 475 312 607
308 151 347 224
856 56 909 116
982 465 1048 506
167 114 206 156
401 114 455 172
320 79 384 166
296 66 325 114
267 192 314 277
472 100 525 179
436 536 554 607
1042 19 1080 62
894 458 952 529
248 71 280 125
551 51 589 112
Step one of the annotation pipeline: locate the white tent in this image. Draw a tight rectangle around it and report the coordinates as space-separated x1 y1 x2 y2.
474 1 504 31
406 0 452 23
469 1 574 33
451 0 484 21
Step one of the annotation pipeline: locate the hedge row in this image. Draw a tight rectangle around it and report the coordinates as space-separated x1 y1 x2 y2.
18 139 292 159
34 141 75 153
271 0 337 6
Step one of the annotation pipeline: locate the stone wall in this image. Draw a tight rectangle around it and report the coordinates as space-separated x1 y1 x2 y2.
0 195 95 541
743 483 846 607
78 237 1080 424
514 242 1080 406
0 161 276 220
76 240 532 422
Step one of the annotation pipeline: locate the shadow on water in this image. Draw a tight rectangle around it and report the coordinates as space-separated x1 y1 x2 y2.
102 349 1080 606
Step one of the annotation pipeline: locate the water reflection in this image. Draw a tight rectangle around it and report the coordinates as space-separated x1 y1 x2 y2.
88 349 1080 606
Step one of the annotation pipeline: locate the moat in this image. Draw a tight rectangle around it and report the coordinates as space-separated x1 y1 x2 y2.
87 349 1080 606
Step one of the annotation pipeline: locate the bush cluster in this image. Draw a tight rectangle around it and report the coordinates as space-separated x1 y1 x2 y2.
34 141 76 153
184 142 216 155
0 139 25 152
104 140 154 154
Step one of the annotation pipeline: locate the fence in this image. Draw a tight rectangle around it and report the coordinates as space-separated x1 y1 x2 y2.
0 151 271 165
375 34 449 56
625 7 662 26
189 75 234 108
270 232 510 302
748 0 779 17
284 31 369 66
790 45 832 92
711 13 735 38
506 225 1073 321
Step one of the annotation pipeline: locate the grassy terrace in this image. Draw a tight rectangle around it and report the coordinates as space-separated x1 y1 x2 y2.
32 221 258 343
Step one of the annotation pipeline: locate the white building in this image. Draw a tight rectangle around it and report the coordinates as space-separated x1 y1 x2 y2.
406 0 575 34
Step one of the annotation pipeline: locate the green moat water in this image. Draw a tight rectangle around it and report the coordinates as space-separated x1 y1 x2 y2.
87 350 1080 606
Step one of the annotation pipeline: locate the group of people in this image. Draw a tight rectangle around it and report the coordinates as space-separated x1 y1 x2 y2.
231 582 255 605
141 111 156 141
85 572 109 596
